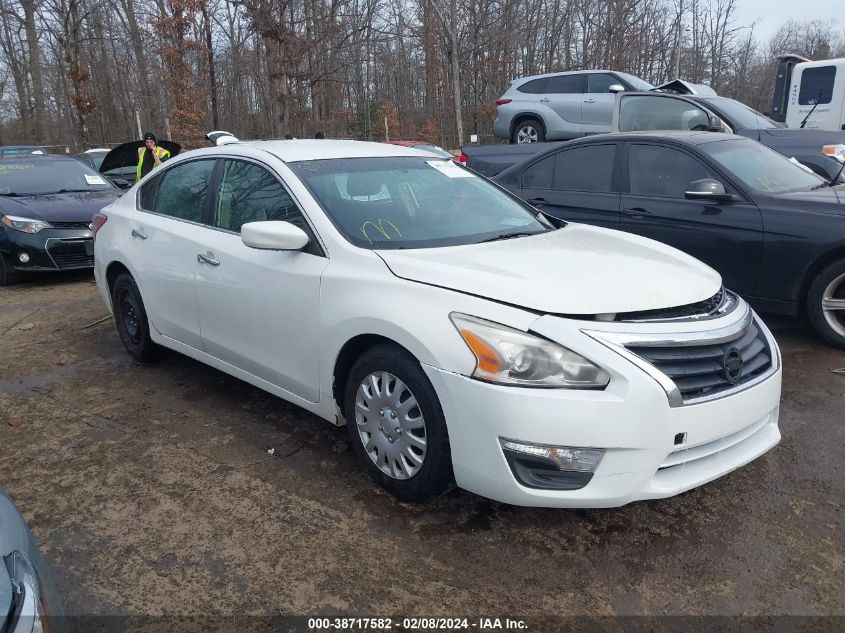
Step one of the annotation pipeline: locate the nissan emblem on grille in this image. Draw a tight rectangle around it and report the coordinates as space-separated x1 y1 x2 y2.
723 347 744 385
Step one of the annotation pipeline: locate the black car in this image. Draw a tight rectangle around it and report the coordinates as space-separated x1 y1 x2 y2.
611 91 845 181
494 131 845 348
0 155 122 284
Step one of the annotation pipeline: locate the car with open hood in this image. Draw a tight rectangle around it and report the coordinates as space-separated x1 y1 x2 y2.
0 154 123 284
92 138 781 508
95 140 181 185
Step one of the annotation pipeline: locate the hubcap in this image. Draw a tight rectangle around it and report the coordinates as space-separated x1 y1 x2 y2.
517 125 538 143
821 272 845 338
118 290 142 345
355 372 427 480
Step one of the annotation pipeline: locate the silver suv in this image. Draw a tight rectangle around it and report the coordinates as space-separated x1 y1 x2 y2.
493 70 653 143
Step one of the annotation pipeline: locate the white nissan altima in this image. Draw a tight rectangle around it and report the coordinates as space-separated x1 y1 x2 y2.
92 138 782 507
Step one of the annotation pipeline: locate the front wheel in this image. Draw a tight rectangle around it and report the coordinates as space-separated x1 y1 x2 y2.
807 259 845 349
111 272 160 362
0 254 22 286
344 344 453 502
511 118 545 144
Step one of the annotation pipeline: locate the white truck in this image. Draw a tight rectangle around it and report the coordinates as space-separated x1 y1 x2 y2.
771 54 845 131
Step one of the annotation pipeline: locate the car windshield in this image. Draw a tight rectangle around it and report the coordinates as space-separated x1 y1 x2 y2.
293 156 551 249
0 159 113 195
617 73 654 91
705 97 783 130
86 152 107 170
702 139 826 193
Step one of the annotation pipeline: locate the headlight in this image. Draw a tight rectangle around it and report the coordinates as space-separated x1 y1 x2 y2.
1 215 53 234
5 550 47 633
450 313 610 388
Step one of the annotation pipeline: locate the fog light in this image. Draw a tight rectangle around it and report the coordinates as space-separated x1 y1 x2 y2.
499 438 604 472
18 252 30 263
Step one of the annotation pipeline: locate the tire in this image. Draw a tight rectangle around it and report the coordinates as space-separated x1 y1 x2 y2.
807 259 845 350
0 254 22 286
111 272 160 362
344 343 453 502
511 118 545 144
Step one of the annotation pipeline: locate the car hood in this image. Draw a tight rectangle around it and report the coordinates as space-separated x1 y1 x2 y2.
761 185 845 210
759 127 845 144
376 224 722 315
0 189 121 223
99 140 181 174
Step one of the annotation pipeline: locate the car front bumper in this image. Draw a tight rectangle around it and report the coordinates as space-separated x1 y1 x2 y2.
0 227 94 272
423 308 782 508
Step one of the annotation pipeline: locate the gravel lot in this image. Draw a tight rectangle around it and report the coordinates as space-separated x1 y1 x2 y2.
0 275 843 626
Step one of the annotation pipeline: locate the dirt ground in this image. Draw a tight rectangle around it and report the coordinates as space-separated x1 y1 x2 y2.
0 275 843 625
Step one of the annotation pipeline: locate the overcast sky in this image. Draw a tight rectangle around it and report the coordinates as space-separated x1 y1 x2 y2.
733 0 843 43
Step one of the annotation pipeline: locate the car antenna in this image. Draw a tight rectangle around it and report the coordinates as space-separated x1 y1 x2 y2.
800 89 823 129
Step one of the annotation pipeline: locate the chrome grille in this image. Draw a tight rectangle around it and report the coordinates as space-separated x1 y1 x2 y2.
626 317 772 402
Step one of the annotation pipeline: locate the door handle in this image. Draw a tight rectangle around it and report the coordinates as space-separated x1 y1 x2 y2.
197 251 220 266
623 207 652 219
528 197 548 204
131 227 148 240
539 97 550 103
583 98 597 103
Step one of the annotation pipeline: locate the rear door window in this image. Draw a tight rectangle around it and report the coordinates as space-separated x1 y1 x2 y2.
618 95 715 132
546 74 585 94
151 159 216 223
554 145 616 192
522 155 555 188
799 66 836 105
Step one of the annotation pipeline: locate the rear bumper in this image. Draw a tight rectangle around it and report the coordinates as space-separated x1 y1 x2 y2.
0 227 94 272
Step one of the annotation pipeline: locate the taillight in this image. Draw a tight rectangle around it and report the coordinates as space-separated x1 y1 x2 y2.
495 99 512 106
459 153 467 164
91 213 108 239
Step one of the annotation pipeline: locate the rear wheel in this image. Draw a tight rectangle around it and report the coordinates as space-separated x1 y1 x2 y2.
807 259 845 349
0 254 22 286
511 118 545 144
344 343 453 502
111 272 160 362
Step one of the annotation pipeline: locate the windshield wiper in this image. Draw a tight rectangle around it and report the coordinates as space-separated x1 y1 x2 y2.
800 89 823 129
0 192 23 197
476 231 541 244
53 188 96 194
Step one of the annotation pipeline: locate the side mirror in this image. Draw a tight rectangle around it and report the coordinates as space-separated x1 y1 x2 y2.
112 179 131 189
707 112 725 132
608 84 625 94
685 179 735 201
241 221 310 251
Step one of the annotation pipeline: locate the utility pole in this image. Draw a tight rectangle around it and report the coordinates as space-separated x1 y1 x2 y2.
674 0 684 79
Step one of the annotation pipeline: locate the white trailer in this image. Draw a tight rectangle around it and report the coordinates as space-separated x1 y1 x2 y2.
772 54 845 131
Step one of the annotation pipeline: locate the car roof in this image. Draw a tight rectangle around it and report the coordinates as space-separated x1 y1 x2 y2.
513 69 617 83
572 130 748 145
385 140 431 147
190 139 437 162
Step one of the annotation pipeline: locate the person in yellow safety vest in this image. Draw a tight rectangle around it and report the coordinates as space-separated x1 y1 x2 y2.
136 131 170 181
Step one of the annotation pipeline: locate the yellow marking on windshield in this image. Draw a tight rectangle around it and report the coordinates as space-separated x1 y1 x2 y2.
361 219 402 244
756 176 779 192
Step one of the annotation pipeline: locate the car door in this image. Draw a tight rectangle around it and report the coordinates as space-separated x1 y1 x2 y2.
130 158 218 350
545 74 586 135
619 142 764 295
193 158 329 402
520 143 621 229
581 73 620 131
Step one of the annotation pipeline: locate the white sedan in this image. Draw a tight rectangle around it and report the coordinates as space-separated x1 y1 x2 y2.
92 138 782 507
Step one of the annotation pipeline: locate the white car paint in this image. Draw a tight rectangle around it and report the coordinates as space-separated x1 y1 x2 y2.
93 139 782 507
